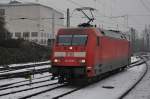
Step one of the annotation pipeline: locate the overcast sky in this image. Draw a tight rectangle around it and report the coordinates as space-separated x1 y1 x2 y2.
1 0 150 32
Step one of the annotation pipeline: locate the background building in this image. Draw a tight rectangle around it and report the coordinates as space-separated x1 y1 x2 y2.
0 1 64 45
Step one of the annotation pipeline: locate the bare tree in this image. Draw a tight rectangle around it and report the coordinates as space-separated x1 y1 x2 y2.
143 25 150 52
0 17 11 40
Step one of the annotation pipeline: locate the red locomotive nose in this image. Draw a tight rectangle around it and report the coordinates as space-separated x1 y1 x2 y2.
52 50 87 66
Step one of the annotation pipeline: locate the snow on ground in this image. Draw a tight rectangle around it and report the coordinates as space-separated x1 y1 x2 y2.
0 72 54 99
8 61 50 67
0 65 51 75
124 59 150 99
0 56 145 99
131 56 140 63
31 62 146 99
0 80 58 99
0 72 51 87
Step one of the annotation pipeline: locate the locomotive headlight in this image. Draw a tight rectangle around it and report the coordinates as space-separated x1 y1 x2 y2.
69 46 73 50
81 59 86 63
54 59 59 63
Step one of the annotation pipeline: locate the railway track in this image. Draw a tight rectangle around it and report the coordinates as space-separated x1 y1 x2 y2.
20 60 148 99
0 63 51 80
0 61 50 72
50 58 147 99
0 57 147 99
128 59 145 68
19 84 68 99
52 85 87 99
0 82 59 97
118 56 148 99
0 67 51 80
0 74 52 88
0 78 57 91
0 59 140 80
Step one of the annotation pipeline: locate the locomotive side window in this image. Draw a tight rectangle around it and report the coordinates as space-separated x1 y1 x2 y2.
72 35 88 45
58 35 72 45
57 34 88 46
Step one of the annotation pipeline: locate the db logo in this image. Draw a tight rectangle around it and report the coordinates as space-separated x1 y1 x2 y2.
65 59 74 62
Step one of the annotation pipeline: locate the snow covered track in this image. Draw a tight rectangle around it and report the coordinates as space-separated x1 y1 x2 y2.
0 78 55 91
118 56 148 99
47 58 146 99
19 84 68 99
52 85 87 99
118 57 148 99
0 61 50 72
47 59 146 99
0 62 51 79
0 80 59 98
0 74 52 88
0 57 147 99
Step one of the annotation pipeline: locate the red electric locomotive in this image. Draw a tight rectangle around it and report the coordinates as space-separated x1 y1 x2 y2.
50 7 131 83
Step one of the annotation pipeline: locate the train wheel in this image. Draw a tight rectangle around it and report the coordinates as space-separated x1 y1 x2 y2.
51 76 55 80
58 76 64 83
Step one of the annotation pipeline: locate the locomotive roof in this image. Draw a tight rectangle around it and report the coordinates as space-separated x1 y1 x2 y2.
59 27 95 30
58 27 129 40
100 29 128 40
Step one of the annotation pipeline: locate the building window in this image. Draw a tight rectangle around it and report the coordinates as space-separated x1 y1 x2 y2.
23 32 30 38
0 9 5 16
31 32 38 37
15 32 21 38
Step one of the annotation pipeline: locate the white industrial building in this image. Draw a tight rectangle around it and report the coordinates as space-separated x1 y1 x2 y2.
0 1 64 45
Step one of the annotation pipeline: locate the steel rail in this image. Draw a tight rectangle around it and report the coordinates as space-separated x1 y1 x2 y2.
0 82 59 97
0 67 51 80
52 85 87 99
0 74 52 88
118 57 148 99
52 58 145 99
19 84 68 99
0 62 50 71
0 78 57 91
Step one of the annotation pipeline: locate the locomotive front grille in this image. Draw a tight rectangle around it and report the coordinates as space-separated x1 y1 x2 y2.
51 66 86 78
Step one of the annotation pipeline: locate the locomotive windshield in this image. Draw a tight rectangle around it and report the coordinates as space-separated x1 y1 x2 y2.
57 34 88 46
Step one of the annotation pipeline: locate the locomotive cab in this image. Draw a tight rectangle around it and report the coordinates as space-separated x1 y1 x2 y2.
51 28 94 83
